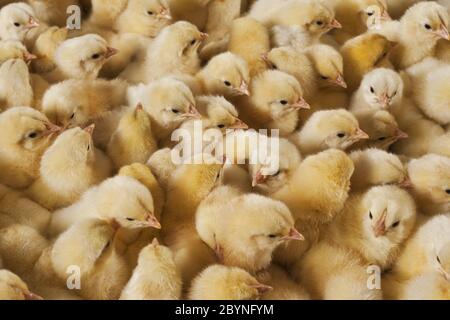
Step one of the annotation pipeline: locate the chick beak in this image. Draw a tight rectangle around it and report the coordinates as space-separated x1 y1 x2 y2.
152 237 160 246
292 97 311 110
282 228 305 241
24 291 43 300
252 283 273 295
438 267 450 282
229 118 249 130
111 218 121 231
200 32 209 42
146 213 162 230
354 128 370 140
395 128 409 140
398 176 413 189
379 93 390 109
184 105 202 119
26 16 39 29
84 124 96 136
373 210 387 237
252 171 268 187
135 103 144 112
105 47 119 59
329 74 347 88
43 122 63 136
157 8 172 20
261 52 271 64
435 25 450 40
329 19 342 30
381 10 392 21
23 52 37 64
236 81 250 96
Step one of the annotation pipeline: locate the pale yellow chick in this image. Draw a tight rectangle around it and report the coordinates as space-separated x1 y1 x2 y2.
0 270 42 300
0 40 36 65
30 26 68 74
0 3 39 42
27 0 79 27
0 58 33 110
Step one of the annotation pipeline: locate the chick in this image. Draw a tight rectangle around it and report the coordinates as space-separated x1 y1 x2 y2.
407 154 450 216
189 265 272 300
429 131 450 158
228 17 271 77
30 26 68 74
143 21 207 83
385 0 421 19
365 2 392 31
341 33 396 92
146 148 177 190
250 0 341 49
107 104 158 170
379 2 449 69
349 149 410 191
328 185 417 270
0 3 39 42
0 58 33 110
0 270 42 300
120 240 182 300
0 39 36 65
236 70 310 137
26 126 112 210
168 0 211 30
193 52 250 98
88 0 128 28
291 109 369 155
349 68 403 112
27 0 79 27
127 77 201 144
0 107 60 188
352 109 408 150
51 218 130 300
43 34 118 82
49 175 161 236
401 271 450 300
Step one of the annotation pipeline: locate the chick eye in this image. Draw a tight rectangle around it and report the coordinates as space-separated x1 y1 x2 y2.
370 87 375 93
369 211 373 220
280 100 288 105
378 137 387 141
392 221 400 228
190 39 196 46
172 109 180 114
321 76 329 80
367 11 374 16
27 131 39 139
217 124 225 129
445 189 450 195
437 256 441 264
147 11 154 15
14 22 21 27
424 24 432 30
91 53 101 59
316 21 324 26
126 218 135 221
392 91 397 97
337 132 346 138
87 144 90 151
224 81 231 87
268 234 278 239
69 112 75 120
273 170 281 176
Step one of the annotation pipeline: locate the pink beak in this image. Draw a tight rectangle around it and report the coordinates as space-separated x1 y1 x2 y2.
84 124 96 136
105 47 119 59
152 237 160 246
157 8 172 20
435 25 450 40
329 74 347 88
395 128 408 140
184 105 202 119
200 32 209 41
229 118 249 130
236 80 250 96
292 97 311 110
24 52 37 63
26 16 39 29
355 128 370 140
282 228 305 241
373 210 387 237
147 213 162 229
252 283 273 295
379 93 391 109
24 291 43 300
329 19 342 29
398 176 413 189
43 122 63 136
252 171 268 187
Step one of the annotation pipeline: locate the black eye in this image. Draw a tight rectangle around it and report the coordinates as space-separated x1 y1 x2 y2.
424 24 432 30
268 234 278 238
321 76 329 80
445 189 450 195
14 22 21 27
337 133 346 138
437 256 441 264
92 53 101 59
369 212 373 220
87 144 90 151
393 91 397 97
224 81 231 87
280 100 288 105
273 170 281 176
190 39 196 45
378 137 387 141
316 21 324 26
217 124 225 129
392 221 400 228
172 109 180 114
367 12 374 16
126 218 135 221
370 87 375 93
70 112 75 119
147 11 154 15
27 132 38 139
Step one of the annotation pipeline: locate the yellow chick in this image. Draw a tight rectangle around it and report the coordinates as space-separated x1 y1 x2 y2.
429 131 450 158
120 239 182 300
407 154 450 216
143 21 207 83
250 0 342 49
107 104 158 170
0 2 39 42
0 39 36 65
296 241 382 300
27 0 79 26
349 68 403 112
327 185 417 270
51 218 130 300
401 271 450 300
385 0 421 19
146 148 177 190
0 107 60 188
236 70 310 137
0 58 33 110
349 148 410 191
88 0 128 29
189 265 272 300
352 109 408 150
0 270 42 300
49 175 161 236
26 126 113 210
127 77 201 144
43 34 118 82
341 33 396 92
387 2 449 69
167 0 211 30
30 26 68 74
365 3 393 31
291 109 369 155
228 16 271 77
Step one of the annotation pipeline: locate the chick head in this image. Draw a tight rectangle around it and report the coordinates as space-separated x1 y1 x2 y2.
408 154 450 210
0 270 42 300
0 40 36 65
130 78 200 130
94 176 161 230
361 0 391 30
436 242 450 282
307 44 347 88
32 26 68 61
361 185 416 242
402 2 449 41
220 195 302 271
250 138 302 195
264 46 313 81
190 265 272 300
0 3 39 42
137 239 175 268
301 109 369 152
251 70 310 120
195 96 247 132
0 107 60 155
359 68 403 110
54 34 118 79
201 52 250 97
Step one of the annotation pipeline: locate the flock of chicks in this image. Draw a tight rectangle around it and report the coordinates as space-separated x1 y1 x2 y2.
0 0 449 301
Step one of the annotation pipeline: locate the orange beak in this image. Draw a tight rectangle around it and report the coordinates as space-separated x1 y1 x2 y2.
23 52 37 63
435 24 450 40
395 128 408 140
157 8 172 20
236 80 250 96
105 47 119 59
292 97 311 110
43 122 63 136
329 19 342 30
26 16 39 29
252 170 268 187
282 228 305 241
184 105 202 119
200 32 209 42
146 213 161 229
354 128 370 140
328 74 347 88
229 118 249 130
252 283 273 295
152 237 160 246
372 210 387 237
84 124 96 136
